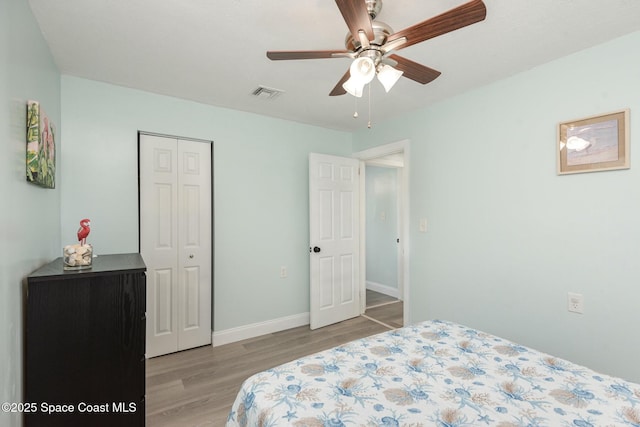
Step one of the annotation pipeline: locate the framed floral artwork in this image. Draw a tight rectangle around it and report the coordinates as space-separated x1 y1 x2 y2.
26 100 56 188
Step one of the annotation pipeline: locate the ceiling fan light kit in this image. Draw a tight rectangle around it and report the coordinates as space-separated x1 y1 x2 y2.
376 63 403 92
266 0 487 109
342 57 375 97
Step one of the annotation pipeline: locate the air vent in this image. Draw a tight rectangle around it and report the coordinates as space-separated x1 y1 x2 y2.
251 85 284 100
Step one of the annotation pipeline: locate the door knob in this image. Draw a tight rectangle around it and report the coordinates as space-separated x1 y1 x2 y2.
313 246 321 253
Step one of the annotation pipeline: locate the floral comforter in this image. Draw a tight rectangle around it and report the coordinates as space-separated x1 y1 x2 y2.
226 320 640 426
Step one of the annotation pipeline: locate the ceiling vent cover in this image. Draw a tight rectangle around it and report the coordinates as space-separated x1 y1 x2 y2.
251 85 284 100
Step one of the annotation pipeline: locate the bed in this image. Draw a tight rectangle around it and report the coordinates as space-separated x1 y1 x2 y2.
226 319 640 426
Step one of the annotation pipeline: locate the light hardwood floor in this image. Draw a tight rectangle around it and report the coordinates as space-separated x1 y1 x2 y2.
146 292 402 427
365 289 403 328
365 288 399 307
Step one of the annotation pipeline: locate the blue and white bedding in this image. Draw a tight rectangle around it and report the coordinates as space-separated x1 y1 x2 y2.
226 319 640 426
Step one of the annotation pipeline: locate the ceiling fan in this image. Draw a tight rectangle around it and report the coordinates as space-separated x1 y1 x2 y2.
266 0 487 97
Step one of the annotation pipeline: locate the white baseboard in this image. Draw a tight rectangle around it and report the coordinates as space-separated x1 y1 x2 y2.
212 312 310 347
366 281 400 299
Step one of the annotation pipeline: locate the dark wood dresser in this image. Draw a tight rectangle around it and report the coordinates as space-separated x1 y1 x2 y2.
25 253 146 427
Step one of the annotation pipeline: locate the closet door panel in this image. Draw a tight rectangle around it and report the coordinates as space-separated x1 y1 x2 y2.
140 134 179 358
177 139 212 351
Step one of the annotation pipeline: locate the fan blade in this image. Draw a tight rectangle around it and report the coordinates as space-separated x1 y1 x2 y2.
335 0 374 42
387 55 441 85
386 0 486 50
267 50 353 60
329 70 351 96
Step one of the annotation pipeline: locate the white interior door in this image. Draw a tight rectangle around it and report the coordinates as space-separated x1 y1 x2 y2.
140 135 178 357
309 153 360 330
140 134 212 358
176 140 212 351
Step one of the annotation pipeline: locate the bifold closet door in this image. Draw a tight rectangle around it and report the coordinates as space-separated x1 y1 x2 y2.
140 134 212 358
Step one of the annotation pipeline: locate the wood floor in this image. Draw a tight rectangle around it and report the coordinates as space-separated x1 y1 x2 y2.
145 291 402 427
364 289 403 329
365 288 399 307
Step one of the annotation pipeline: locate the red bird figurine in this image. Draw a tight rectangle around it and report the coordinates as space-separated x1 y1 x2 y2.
77 218 91 246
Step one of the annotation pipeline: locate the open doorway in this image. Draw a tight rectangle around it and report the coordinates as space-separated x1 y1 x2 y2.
353 140 410 328
363 163 403 328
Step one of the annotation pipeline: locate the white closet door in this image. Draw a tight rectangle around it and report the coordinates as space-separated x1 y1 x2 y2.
140 134 212 358
177 139 212 351
140 135 180 357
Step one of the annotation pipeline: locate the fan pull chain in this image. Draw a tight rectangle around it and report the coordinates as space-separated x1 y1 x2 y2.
367 83 372 129
353 96 359 118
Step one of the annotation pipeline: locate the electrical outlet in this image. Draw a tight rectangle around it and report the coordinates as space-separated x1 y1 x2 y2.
280 266 287 278
567 292 584 314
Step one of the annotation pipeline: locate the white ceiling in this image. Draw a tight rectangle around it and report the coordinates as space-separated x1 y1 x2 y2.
28 0 640 132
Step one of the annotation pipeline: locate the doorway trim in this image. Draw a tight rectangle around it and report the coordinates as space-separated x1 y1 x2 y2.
353 139 410 326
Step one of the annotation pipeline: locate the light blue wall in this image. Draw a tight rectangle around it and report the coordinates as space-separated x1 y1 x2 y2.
353 31 640 383
5 8 639 419
60 76 352 331
365 166 398 290
1 1 61 426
